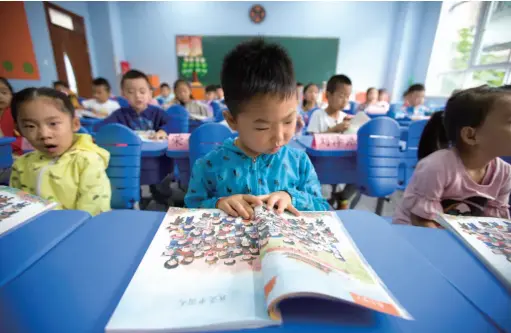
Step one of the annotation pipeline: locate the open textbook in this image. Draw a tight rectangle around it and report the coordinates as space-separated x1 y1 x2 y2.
106 206 411 332
0 186 57 236
436 214 511 291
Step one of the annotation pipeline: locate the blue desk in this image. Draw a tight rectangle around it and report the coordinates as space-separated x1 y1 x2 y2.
140 141 172 185
393 225 511 332
0 210 496 332
296 136 356 184
0 210 90 287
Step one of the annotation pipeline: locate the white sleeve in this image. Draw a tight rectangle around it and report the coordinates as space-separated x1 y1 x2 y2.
307 111 323 133
107 101 121 114
82 99 93 109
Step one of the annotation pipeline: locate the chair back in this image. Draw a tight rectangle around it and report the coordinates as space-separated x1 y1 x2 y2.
95 124 142 209
344 101 358 115
211 101 227 122
116 96 130 108
166 104 189 133
0 138 15 184
189 123 234 169
357 117 401 197
398 119 428 190
76 127 90 134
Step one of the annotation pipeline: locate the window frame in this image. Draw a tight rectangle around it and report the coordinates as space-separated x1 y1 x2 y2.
427 1 511 97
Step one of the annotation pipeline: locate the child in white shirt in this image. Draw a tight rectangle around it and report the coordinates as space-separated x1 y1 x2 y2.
82 77 120 118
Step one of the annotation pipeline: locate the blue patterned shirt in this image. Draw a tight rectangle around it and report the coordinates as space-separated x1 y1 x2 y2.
94 105 173 133
184 138 329 211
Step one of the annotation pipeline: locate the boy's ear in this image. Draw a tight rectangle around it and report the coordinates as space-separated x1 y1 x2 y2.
72 116 81 132
460 126 478 146
223 111 237 131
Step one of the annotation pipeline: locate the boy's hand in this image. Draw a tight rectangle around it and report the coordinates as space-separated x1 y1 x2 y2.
153 130 168 141
330 119 350 133
216 195 263 219
258 191 300 216
295 115 305 133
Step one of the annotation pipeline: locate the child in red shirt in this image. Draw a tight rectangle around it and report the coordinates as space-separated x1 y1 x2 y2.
0 77 22 155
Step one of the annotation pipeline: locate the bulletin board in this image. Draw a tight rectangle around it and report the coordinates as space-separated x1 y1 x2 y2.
0 2 40 80
176 36 339 86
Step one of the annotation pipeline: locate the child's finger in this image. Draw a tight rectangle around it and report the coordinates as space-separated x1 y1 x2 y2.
220 202 238 217
240 200 255 219
266 195 279 211
257 194 270 202
232 201 251 220
243 195 263 207
287 205 300 216
276 199 286 214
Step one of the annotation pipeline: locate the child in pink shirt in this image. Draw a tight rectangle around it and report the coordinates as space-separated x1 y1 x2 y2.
394 85 511 227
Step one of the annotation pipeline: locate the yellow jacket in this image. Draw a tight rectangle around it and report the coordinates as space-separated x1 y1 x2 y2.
10 134 111 216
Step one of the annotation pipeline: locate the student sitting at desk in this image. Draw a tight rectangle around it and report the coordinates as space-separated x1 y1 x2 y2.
306 74 352 134
9 87 111 215
82 77 120 118
393 86 511 227
173 79 211 120
298 83 319 125
156 82 175 109
390 84 430 119
184 38 329 218
95 70 172 140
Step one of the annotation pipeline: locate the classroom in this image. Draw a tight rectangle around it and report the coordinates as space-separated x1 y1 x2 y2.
0 1 510 332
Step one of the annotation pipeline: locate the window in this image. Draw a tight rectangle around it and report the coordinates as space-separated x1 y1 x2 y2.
426 1 511 96
48 7 74 31
63 52 78 94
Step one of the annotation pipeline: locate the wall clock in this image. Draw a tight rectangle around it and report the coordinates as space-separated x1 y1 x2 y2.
249 4 266 24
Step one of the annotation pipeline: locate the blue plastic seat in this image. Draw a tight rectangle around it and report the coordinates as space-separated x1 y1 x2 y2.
0 137 15 185
189 123 235 170
116 96 130 108
397 119 428 190
344 101 358 115
95 124 142 209
166 105 189 133
76 127 89 134
352 118 401 215
211 101 228 123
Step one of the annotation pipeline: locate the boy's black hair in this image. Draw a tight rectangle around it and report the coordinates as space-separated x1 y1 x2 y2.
205 85 217 93
0 77 14 94
406 83 425 95
297 82 304 87
366 87 377 95
160 82 170 89
92 77 111 92
120 69 151 89
378 88 387 95
417 85 510 160
221 38 296 117
173 79 190 91
53 80 69 89
11 87 75 123
216 85 222 90
326 74 352 94
302 83 318 107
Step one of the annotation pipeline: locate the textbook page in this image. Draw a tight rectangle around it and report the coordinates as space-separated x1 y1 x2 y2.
255 207 411 320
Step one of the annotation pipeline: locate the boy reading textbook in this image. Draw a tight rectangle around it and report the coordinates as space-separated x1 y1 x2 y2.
106 206 410 332
435 214 511 291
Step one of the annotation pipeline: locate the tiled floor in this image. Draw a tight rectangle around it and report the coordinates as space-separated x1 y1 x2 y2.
142 182 403 219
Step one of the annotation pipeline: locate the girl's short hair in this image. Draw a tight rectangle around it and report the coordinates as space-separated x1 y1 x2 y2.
417 85 510 160
11 87 75 123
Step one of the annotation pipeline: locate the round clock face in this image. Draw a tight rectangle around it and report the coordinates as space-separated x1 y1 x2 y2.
249 4 266 24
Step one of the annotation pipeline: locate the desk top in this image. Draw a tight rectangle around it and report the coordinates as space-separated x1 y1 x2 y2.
0 137 15 145
141 141 168 157
0 210 496 333
393 225 511 332
0 210 90 287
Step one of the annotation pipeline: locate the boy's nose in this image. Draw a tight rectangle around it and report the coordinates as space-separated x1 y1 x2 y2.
38 127 51 139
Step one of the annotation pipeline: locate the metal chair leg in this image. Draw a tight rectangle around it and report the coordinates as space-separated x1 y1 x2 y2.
350 192 362 209
375 197 386 216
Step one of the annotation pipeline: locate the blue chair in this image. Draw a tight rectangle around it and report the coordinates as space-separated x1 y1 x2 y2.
189 123 234 170
353 117 402 215
166 105 189 133
116 96 130 108
398 119 428 190
211 101 227 123
78 97 85 105
76 127 90 134
344 101 358 115
0 137 15 185
95 124 142 209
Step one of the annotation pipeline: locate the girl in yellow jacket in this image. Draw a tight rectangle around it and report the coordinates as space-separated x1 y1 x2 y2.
9 87 111 216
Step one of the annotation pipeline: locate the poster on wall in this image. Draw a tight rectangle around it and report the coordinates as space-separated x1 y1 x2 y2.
0 2 40 80
176 36 203 57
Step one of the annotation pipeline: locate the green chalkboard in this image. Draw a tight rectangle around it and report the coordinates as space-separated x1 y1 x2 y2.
177 36 339 86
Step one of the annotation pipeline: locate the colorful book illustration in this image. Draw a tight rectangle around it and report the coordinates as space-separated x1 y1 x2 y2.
167 134 190 151
0 186 57 236
435 214 511 291
106 206 411 332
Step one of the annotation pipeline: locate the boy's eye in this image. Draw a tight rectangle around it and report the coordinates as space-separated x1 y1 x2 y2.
23 124 35 129
255 128 269 131
284 121 293 125
50 122 60 126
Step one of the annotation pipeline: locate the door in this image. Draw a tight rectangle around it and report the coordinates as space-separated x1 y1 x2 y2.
44 2 93 97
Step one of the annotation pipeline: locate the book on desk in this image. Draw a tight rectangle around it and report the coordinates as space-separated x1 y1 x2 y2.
435 214 511 291
106 206 411 332
0 186 57 236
